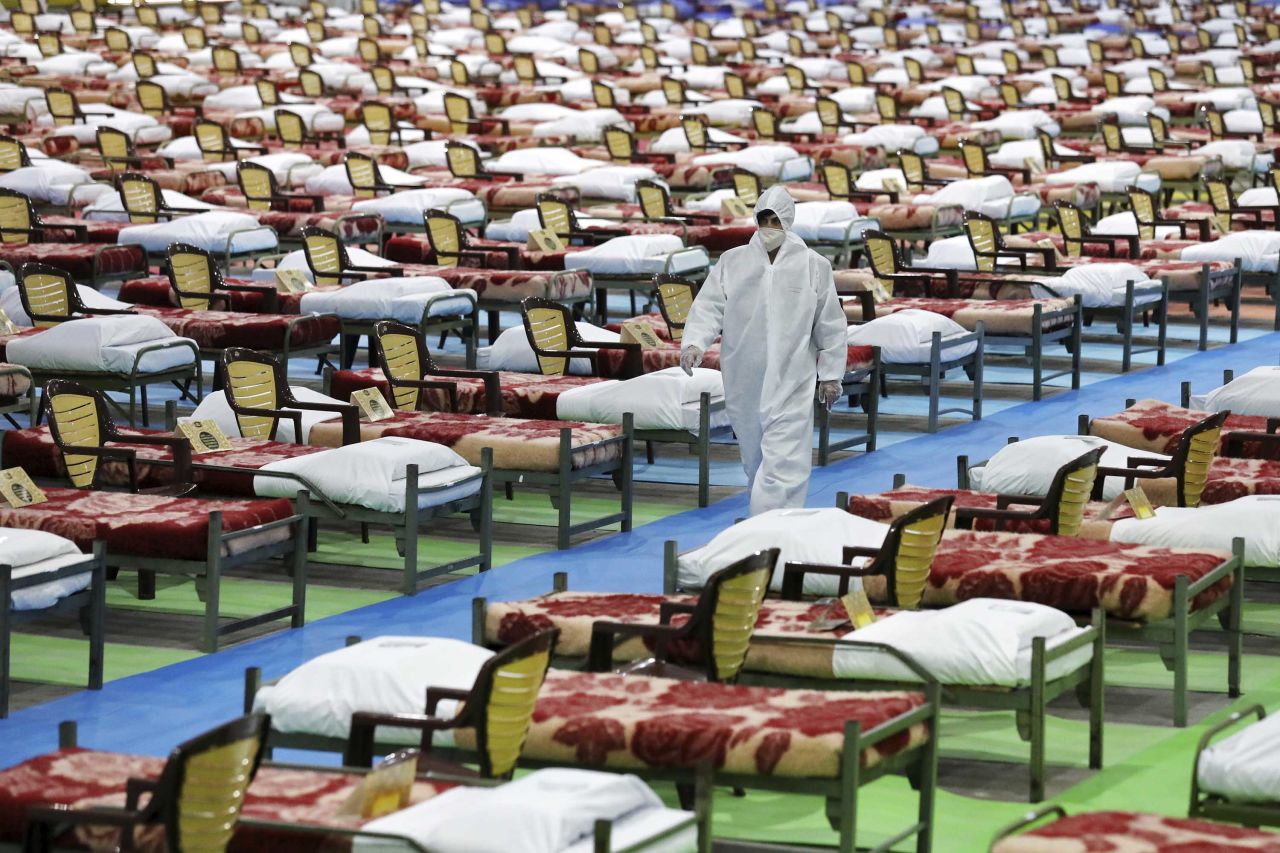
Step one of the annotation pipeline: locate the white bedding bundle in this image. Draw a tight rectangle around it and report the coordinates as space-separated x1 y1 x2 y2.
1036 264 1164 309
550 165 661 203
478 321 618 376
271 246 398 284
299 276 475 321
37 107 170 146
253 437 483 513
4 316 196 375
968 434 1170 501
191 385 344 443
846 310 978 364
0 528 91 611
1196 711 1280 803
910 175 1040 220
1180 231 1280 273
1109 496 1280 568
565 235 709 276
0 162 111 207
1189 366 1280 416
691 144 811 181
349 188 487 226
0 277 129 327
1042 161 1162 193
555 368 730 432
304 164 429 196
118 211 277 255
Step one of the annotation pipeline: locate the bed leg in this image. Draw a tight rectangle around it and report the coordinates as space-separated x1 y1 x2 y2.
139 384 149 427
1228 540 1244 699
291 517 308 630
0 566 10 719
915 692 939 853
479 450 494 571
971 329 984 422
1197 272 1210 351
137 570 155 600
697 393 710 508
694 765 713 853
557 429 572 550
1070 299 1082 390
1031 309 1043 402
1029 637 1047 803
1173 574 1189 727
620 415 634 534
58 720 77 749
471 598 486 646
1230 264 1241 342
927 333 941 433
402 466 420 596
1156 284 1168 366
1120 283 1134 373
204 512 224 654
837 720 861 853
1089 610 1105 771
88 544 105 692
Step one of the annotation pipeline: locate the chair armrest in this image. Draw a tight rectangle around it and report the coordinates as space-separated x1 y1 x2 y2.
119 432 193 483
993 493 1046 509
425 686 471 716
345 710 456 767
587 619 684 672
125 777 160 811
429 367 502 416
779 560 875 600
658 600 697 624
220 282 280 312
282 398 361 445
348 263 405 276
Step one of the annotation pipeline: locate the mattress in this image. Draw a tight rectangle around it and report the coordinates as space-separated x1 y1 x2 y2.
550 165 660 202
4 316 196 376
306 410 625 473
0 528 90 611
479 321 619 376
298 276 476 321
1042 161 1163 194
253 436 484 513
118 211 278 255
1025 264 1165 309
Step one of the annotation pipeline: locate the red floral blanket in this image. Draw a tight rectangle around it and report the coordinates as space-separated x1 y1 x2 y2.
0 243 146 283
132 307 339 351
848 485 1123 538
992 811 1280 852
306 410 623 472
509 669 926 777
0 487 295 560
0 748 456 852
843 296 1077 335
328 369 601 420
1090 399 1279 461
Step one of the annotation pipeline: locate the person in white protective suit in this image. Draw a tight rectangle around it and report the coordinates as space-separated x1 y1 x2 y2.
679 185 847 515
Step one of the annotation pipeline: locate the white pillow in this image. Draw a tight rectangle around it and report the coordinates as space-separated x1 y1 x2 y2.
974 434 1168 500
1191 366 1280 417
0 527 81 568
253 636 492 741
478 321 619 376
191 385 346 443
677 508 888 595
847 310 977 364
1109 495 1280 568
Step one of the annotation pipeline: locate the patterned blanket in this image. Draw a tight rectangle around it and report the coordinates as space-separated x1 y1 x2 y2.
0 487 295 560
131 307 338 351
306 410 624 472
843 296 1077 335
0 747 457 852
1090 400 1280 460
0 243 146 283
328 369 601 420
992 812 1280 852
498 669 927 778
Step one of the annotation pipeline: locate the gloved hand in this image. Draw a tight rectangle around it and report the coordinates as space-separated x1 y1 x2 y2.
679 346 703 376
817 379 843 410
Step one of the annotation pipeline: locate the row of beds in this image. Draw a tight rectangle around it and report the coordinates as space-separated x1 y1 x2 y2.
3 351 1280 851
2 0 1280 849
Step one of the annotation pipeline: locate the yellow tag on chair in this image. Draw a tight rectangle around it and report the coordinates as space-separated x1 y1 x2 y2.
351 387 393 422
721 197 750 219
275 268 313 293
841 588 876 629
0 467 46 508
177 419 232 454
619 321 661 349
0 308 17 336
1124 486 1156 520
882 178 904 195
338 749 419 819
527 228 565 253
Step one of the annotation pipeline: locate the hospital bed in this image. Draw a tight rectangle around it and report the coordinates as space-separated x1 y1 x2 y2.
0 188 148 288
1089 395 1280 461
0 534 104 719
991 805 1280 852
1190 704 1280 829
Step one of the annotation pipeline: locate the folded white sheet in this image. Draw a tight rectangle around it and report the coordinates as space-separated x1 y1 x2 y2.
691 144 803 178
1196 711 1280 803
477 321 619 376
0 162 105 207
789 201 860 241
0 528 91 611
272 246 397 284
550 165 659 203
252 635 493 742
204 152 322 188
648 126 746 155
847 310 978 364
350 188 486 226
305 163 429 196
841 124 939 156
190 385 344 443
1190 366 1280 416
0 278 129 327
677 508 888 594
830 598 1093 687
158 134 258 162
118 211 277 255
1043 161 1161 193
970 434 1169 501
1181 231 1280 273
5 316 195 375
913 175 1016 213
1034 264 1164 309
1109 496 1275 567
555 367 728 431
355 770 671 853
299 276 474 321
490 147 605 177
565 235 708 276
1092 211 1183 240
253 436 481 513
86 188 213 223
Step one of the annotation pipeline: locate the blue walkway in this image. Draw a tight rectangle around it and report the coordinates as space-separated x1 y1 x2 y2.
1 332 1277 766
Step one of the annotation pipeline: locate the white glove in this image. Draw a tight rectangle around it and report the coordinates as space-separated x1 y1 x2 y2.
679 346 702 376
817 379 843 410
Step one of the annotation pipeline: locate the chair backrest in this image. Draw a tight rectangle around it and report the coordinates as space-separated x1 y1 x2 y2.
959 140 987 178
724 72 746 99
236 162 278 212
1002 49 1021 73
241 20 261 43
0 189 34 245
731 169 760 205
70 8 94 33
1205 177 1233 233
846 60 866 84
299 69 325 99
274 110 306 147
1171 412 1228 507
17 262 76 327
344 152 383 198
1102 69 1121 96
361 101 397 146
424 211 466 268
513 54 539 84
662 76 687 107
45 88 81 127
521 297 576 375
289 40 314 68
301 226 346 287
131 52 158 80
1127 188 1160 240
875 92 898 122
372 320 432 411
871 496 953 608
358 37 381 65
1147 113 1171 149
194 121 231 162
104 25 130 51
36 30 62 58
579 48 600 75
43 379 108 488
680 115 708 151
449 59 470 86
591 80 615 109
955 53 975 75
1261 101 1278 132
1054 202 1088 255
0 136 30 173
898 150 926 191
443 92 474 135
1051 74 1073 104
942 87 966 121
819 159 851 198
96 127 133 171
370 65 396 96
864 229 900 288
464 629 557 779
695 549 777 681
118 172 163 223
1149 67 1169 92
815 97 841 134
445 141 482 178
750 107 777 140
212 46 242 75
654 274 697 342
635 180 672 220
220 349 287 439
155 714 269 850
963 212 1002 271
254 78 278 108
999 82 1020 109
136 80 167 117
535 194 575 241
1098 120 1125 154
167 242 223 309
1045 448 1104 535
602 126 633 162
182 24 206 50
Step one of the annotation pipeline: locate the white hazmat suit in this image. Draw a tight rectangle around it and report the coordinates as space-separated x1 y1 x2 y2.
682 185 847 515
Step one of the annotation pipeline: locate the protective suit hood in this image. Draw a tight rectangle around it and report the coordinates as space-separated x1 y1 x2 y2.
754 185 796 230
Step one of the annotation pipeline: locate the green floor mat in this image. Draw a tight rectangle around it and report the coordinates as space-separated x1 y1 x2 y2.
491 490 681 529
106 574 394 620
309 529 541 571
7 634 198 686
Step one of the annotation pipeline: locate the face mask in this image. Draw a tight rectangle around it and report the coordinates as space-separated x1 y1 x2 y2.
758 226 785 251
